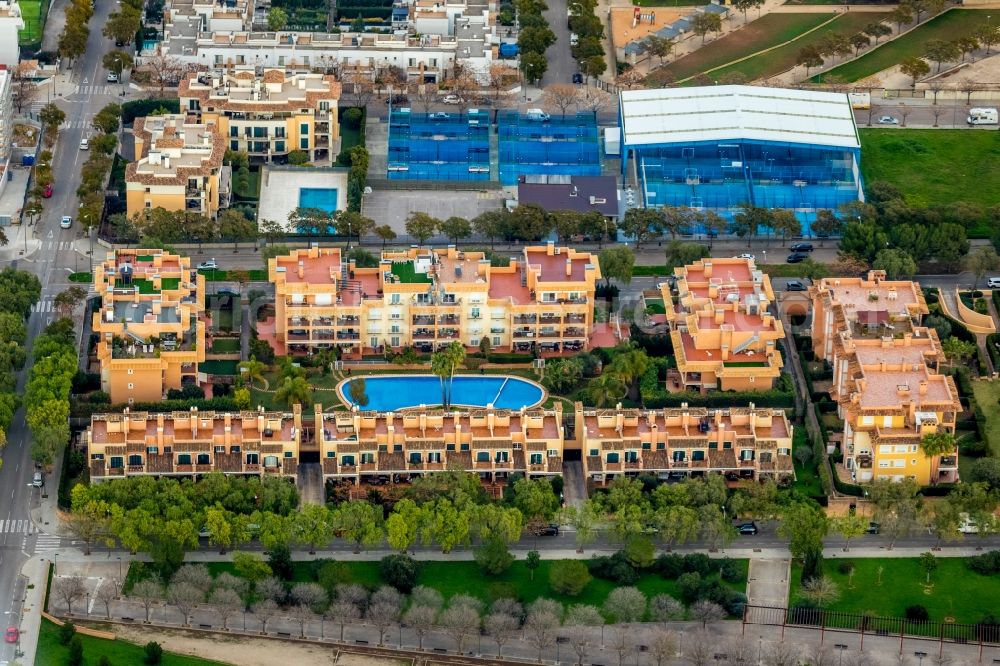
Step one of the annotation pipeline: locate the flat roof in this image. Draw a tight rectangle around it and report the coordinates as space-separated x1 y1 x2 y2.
619 85 861 150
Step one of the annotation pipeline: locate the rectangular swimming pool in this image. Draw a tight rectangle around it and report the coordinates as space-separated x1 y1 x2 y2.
298 187 339 213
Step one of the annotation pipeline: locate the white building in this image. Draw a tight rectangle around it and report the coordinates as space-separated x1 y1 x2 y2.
0 0 25 67
0 68 12 164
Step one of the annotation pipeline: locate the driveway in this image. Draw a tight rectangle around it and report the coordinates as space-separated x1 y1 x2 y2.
746 558 791 608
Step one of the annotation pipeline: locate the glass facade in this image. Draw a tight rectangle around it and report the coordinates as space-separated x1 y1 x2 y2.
497 110 601 186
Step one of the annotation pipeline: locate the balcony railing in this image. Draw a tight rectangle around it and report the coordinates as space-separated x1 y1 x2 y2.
438 315 459 325
565 314 586 323
564 327 585 337
514 315 537 324
939 456 958 469
336 332 360 340
540 315 561 324
413 316 435 326
337 316 360 325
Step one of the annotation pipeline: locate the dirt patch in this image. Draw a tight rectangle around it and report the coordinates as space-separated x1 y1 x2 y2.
336 652 410 666
610 6 687 52
111 624 338 666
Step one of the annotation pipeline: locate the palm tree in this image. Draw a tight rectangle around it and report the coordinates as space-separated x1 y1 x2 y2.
920 432 956 458
430 341 466 408
583 373 627 408
608 347 651 402
238 355 267 390
275 376 313 408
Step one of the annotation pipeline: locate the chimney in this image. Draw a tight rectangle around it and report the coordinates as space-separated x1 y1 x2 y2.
703 261 712 278
298 260 305 279
565 258 572 277
897 384 910 398
163 155 170 169
919 380 928 395
546 240 554 256
224 413 232 446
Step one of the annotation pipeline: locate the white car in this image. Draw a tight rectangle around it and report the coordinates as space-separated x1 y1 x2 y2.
877 115 899 125
79 138 89 150
442 94 463 105
106 72 119 83
958 513 979 534
735 253 755 261
988 277 1000 288
60 216 72 229
197 259 218 270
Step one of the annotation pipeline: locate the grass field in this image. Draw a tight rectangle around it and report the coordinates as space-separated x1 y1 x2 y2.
816 9 995 82
150 559 749 620
647 13 831 84
37 618 227 666
706 12 890 83
971 381 1000 457
209 338 241 353
791 426 824 498
858 129 1000 209
16 0 48 44
789 558 1000 625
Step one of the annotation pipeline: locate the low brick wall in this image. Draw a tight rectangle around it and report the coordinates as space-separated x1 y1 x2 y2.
42 612 118 641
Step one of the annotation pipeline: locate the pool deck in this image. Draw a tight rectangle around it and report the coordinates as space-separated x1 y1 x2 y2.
335 374 548 412
259 166 350 231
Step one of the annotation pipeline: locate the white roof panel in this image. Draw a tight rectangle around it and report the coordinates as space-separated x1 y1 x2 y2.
619 85 860 150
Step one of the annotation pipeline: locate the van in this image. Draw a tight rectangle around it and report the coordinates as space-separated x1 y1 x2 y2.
525 108 550 122
32 472 43 488
967 108 998 125
570 32 579 46
847 92 870 110
988 277 1000 289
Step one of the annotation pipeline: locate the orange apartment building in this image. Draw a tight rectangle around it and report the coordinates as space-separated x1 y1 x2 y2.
811 271 960 484
317 404 566 483
92 249 206 404
84 406 303 481
268 242 606 357
660 257 784 392
576 403 794 484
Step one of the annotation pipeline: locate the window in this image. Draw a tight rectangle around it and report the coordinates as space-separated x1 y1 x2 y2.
446 443 456 451
300 122 309 135
370 337 379 348
230 140 239 150
409 452 422 464
91 453 105 461
607 452 620 463
894 445 908 453
471 307 480 319
197 453 210 465
341 455 355 466
178 454 192 465
390 325 400 334
879 445 892 454
893 460 906 468
128 454 142 466
672 450 685 462
390 294 401 305
230 126 238 137
476 451 489 462
692 450 705 461
254 127 267 138
589 449 599 456
275 140 285 152
360 452 374 464
110 456 124 469
300 138 309 149
493 336 500 346
391 337 400 347
879 460 890 468
393 444 403 452
641 442 651 450
657 442 665 450
146 447 158 455
883 416 894 428
460 443 470 451
530 453 543 465
862 416 875 426
128 383 134 389
495 451 509 463
548 449 558 457
624 451 638 463
284 451 293 459
275 127 286 138
326 451 336 458
428 452 441 463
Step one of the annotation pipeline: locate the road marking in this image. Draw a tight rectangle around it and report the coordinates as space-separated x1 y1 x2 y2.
32 300 53 313
0 520 33 534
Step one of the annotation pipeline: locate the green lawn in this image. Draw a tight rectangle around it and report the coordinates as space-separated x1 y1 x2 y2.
36 618 228 666
706 12 890 83
198 269 269 282
211 307 235 333
390 261 433 284
234 169 261 201
147 558 748 620
69 272 93 283
791 426 823 498
817 9 996 82
201 360 239 375
648 13 831 84
789 558 1000 626
859 130 1000 209
16 0 49 44
209 338 241 353
645 298 666 315
971 381 1000 457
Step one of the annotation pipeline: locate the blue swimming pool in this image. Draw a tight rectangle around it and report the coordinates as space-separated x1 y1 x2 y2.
298 187 339 213
339 375 545 411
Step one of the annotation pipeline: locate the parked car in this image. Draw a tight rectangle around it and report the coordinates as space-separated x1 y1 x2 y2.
790 242 814 253
877 115 899 125
106 71 119 83
197 259 218 270
538 524 560 536
785 280 806 292
60 215 72 229
988 277 1000 288
737 522 759 535
786 252 809 263
43 183 53 198
572 72 583 84
525 108 550 122
79 137 89 150
735 253 755 260
958 512 979 534
384 94 409 105
428 112 451 121
4 626 18 644
32 471 43 487
866 521 880 535
216 287 238 297
442 94 463 105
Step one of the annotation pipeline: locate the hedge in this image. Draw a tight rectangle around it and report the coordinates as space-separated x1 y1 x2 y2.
640 374 795 409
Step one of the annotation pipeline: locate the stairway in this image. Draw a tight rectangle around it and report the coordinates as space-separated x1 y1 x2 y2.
732 333 760 355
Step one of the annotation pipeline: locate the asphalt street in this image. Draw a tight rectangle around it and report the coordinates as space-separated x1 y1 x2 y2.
0 0 128 658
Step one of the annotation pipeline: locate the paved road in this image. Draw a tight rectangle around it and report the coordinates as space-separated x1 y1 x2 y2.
541 0 577 88
0 0 132 658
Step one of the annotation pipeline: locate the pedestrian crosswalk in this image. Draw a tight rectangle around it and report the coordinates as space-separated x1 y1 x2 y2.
32 299 54 313
34 534 64 553
59 119 91 130
42 241 73 252
0 519 35 535
74 85 119 97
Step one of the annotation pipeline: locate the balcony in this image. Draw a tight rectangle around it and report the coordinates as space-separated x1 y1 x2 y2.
939 456 958 469
540 314 561 324
514 315 537 324
313 332 336 341
288 331 310 341
414 329 435 340
312 316 334 326
438 314 459 325
316 122 330 134
539 328 559 339
513 330 534 339
438 328 459 339
564 327 585 337
412 315 435 326
336 331 360 340
337 316 360 325
565 314 586 324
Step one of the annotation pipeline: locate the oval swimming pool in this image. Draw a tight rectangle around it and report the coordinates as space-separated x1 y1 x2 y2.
339 375 545 411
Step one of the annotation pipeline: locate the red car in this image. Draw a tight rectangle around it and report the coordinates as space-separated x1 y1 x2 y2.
42 183 53 198
4 626 18 643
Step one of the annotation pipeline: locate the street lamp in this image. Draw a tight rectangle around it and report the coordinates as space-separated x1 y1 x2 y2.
915 651 928 666
54 553 59 575
117 556 122 579
835 643 848 666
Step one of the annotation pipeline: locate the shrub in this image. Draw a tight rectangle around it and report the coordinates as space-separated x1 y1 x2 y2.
968 550 1000 575
68 635 84 666
58 620 76 645
653 553 684 579
624 536 655 569
380 553 419 592
473 538 514 577
677 571 702 604
718 558 743 583
588 551 640 585
268 543 294 580
906 605 930 622
144 640 164 665
837 560 856 575
549 560 591 596
681 553 715 577
343 107 363 128
316 560 353 592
